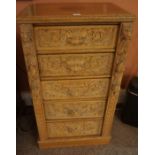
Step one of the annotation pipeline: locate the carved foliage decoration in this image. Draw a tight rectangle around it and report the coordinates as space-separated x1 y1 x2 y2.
20 24 47 140
111 23 132 94
20 24 40 98
38 53 114 77
41 78 110 100
102 23 133 136
44 100 106 119
34 25 118 50
47 119 102 137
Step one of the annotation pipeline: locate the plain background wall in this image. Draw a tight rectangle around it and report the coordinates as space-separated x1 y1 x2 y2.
16 0 138 92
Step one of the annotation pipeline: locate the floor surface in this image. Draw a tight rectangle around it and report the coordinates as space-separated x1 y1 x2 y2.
16 111 138 155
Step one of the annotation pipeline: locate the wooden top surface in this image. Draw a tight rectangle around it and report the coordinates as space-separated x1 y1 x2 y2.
17 3 135 23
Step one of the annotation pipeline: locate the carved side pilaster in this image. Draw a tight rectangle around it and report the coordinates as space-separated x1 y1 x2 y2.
111 23 132 94
102 23 133 136
20 24 47 140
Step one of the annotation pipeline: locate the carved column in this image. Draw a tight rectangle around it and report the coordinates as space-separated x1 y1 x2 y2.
19 24 47 140
102 22 133 137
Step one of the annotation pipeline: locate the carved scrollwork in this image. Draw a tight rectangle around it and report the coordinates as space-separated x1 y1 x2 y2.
120 23 132 40
63 29 87 46
20 24 33 44
34 25 118 50
102 23 133 137
21 31 33 43
47 119 102 137
41 79 110 100
44 100 106 119
20 25 40 91
20 24 47 140
38 53 114 76
60 56 91 72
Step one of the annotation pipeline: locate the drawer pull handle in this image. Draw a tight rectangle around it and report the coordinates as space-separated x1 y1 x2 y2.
66 37 85 45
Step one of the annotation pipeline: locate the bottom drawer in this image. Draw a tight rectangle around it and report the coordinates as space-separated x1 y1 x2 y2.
47 119 103 138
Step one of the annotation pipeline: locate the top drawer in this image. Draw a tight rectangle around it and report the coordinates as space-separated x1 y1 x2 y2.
34 25 118 52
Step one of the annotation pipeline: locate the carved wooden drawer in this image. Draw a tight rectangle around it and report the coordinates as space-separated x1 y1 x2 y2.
34 25 118 52
44 100 106 119
47 119 103 138
38 53 114 78
41 78 110 100
17 3 134 148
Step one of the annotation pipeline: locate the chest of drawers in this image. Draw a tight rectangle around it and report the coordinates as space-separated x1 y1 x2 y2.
17 3 135 148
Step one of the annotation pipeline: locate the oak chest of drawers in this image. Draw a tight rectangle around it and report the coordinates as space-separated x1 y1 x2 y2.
17 3 135 148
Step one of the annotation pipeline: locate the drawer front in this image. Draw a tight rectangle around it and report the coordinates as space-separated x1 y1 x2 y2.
44 100 106 119
41 78 110 100
34 25 118 51
38 53 114 77
47 119 102 138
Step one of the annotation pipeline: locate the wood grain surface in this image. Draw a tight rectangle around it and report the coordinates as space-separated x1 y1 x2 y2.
44 100 106 119
41 78 110 100
47 118 103 137
34 25 118 51
38 53 114 77
17 3 134 148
